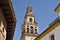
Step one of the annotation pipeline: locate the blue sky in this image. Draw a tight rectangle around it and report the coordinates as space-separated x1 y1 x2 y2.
12 0 59 40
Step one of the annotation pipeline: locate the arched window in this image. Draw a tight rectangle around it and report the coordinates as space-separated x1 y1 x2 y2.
27 28 29 33
27 26 29 27
30 9 32 12
29 18 32 22
35 27 37 28
35 29 37 34
31 26 33 33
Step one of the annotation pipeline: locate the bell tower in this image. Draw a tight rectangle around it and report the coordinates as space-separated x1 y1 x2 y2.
20 5 38 40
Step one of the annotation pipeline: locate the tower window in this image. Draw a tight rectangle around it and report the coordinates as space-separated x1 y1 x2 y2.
29 18 32 22
27 26 29 27
30 9 32 12
31 26 33 33
27 28 29 33
50 34 55 40
35 27 37 28
35 29 37 34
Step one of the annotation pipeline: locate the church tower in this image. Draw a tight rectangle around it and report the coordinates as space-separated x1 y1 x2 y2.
20 5 38 40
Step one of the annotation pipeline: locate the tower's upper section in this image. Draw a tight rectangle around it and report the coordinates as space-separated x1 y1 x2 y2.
25 5 34 18
24 5 37 24
27 5 32 13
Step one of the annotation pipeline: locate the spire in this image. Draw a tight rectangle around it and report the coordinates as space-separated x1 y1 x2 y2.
24 6 34 18
25 0 34 18
26 5 32 13
26 0 32 14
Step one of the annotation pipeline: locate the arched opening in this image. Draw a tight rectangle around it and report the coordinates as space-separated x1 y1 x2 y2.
27 26 29 27
30 9 32 12
35 29 37 34
27 28 29 33
31 26 33 33
29 18 32 22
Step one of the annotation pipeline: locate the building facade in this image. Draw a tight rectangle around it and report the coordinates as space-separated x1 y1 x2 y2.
35 3 60 40
20 6 39 40
0 0 16 40
0 7 7 40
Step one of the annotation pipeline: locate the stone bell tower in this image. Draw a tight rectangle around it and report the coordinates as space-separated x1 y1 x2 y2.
20 5 39 40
